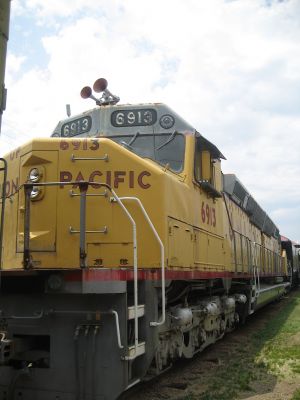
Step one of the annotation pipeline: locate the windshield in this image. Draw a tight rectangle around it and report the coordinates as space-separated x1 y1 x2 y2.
109 133 185 173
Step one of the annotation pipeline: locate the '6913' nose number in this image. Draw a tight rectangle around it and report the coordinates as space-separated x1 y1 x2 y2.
111 109 157 127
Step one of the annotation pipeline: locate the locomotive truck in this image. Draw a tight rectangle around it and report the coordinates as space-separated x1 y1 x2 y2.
0 79 293 400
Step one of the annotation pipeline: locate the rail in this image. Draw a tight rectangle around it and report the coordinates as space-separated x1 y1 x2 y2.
253 265 260 293
222 192 284 277
222 192 237 271
116 196 165 327
0 158 7 273
23 180 164 357
23 180 138 352
71 153 109 162
0 308 124 358
108 191 139 355
228 228 284 277
250 241 282 275
232 230 252 273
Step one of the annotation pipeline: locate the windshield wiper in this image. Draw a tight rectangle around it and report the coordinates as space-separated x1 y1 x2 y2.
155 131 178 151
120 131 140 149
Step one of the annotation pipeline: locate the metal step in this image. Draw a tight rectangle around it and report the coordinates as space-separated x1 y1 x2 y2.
250 285 258 303
124 341 146 360
127 305 145 320
249 285 257 314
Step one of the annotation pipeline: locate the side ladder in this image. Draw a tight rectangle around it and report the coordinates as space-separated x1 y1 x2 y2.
249 266 260 315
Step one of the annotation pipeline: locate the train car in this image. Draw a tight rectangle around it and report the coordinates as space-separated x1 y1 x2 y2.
281 235 300 287
0 79 290 400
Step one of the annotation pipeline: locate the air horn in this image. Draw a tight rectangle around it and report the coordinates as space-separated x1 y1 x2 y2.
80 78 120 106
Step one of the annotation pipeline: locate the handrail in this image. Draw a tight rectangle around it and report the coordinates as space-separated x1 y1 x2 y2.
71 154 109 162
230 227 283 276
23 180 141 358
111 310 124 349
252 265 261 300
118 197 165 327
0 158 7 274
22 180 165 356
222 191 283 276
108 191 139 357
222 192 237 271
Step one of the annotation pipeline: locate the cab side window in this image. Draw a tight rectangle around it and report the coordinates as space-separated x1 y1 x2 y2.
194 136 222 198
195 149 214 184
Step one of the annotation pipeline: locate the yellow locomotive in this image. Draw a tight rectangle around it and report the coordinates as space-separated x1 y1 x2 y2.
0 79 289 400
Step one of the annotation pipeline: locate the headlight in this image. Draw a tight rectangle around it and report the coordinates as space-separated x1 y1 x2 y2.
30 186 41 199
29 168 41 183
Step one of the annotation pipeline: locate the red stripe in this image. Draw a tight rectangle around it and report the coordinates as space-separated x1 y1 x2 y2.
64 269 285 282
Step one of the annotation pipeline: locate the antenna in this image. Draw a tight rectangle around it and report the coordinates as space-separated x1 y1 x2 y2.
80 78 120 106
66 104 71 117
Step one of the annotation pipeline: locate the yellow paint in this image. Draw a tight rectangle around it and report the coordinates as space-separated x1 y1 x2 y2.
0 135 285 276
201 150 211 181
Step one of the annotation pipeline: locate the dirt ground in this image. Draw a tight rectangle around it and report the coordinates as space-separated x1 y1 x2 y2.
120 291 300 400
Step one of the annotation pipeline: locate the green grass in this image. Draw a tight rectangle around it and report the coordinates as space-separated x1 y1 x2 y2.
255 295 300 377
181 291 300 400
291 388 300 400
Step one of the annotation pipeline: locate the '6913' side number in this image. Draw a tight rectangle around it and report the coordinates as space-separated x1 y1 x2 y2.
201 202 216 227
60 139 99 151
61 116 92 137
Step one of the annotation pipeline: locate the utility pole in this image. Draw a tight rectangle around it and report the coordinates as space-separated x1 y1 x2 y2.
0 0 11 133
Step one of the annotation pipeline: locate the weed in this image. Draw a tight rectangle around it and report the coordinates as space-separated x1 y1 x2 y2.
182 291 300 400
254 295 300 378
291 388 300 400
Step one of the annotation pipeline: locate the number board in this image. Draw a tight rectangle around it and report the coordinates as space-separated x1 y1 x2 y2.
111 109 157 127
61 116 92 137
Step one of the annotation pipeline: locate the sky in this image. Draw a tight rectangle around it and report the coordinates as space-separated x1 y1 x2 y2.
1 0 300 241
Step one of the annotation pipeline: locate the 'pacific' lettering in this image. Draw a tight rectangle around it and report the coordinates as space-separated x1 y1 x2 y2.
59 170 151 189
138 171 151 189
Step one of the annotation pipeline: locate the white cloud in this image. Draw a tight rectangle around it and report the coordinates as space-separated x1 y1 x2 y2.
271 204 300 242
2 0 300 240
5 53 26 77
25 0 99 18
10 0 27 17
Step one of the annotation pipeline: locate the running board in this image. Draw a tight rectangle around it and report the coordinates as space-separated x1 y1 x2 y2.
252 282 290 313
